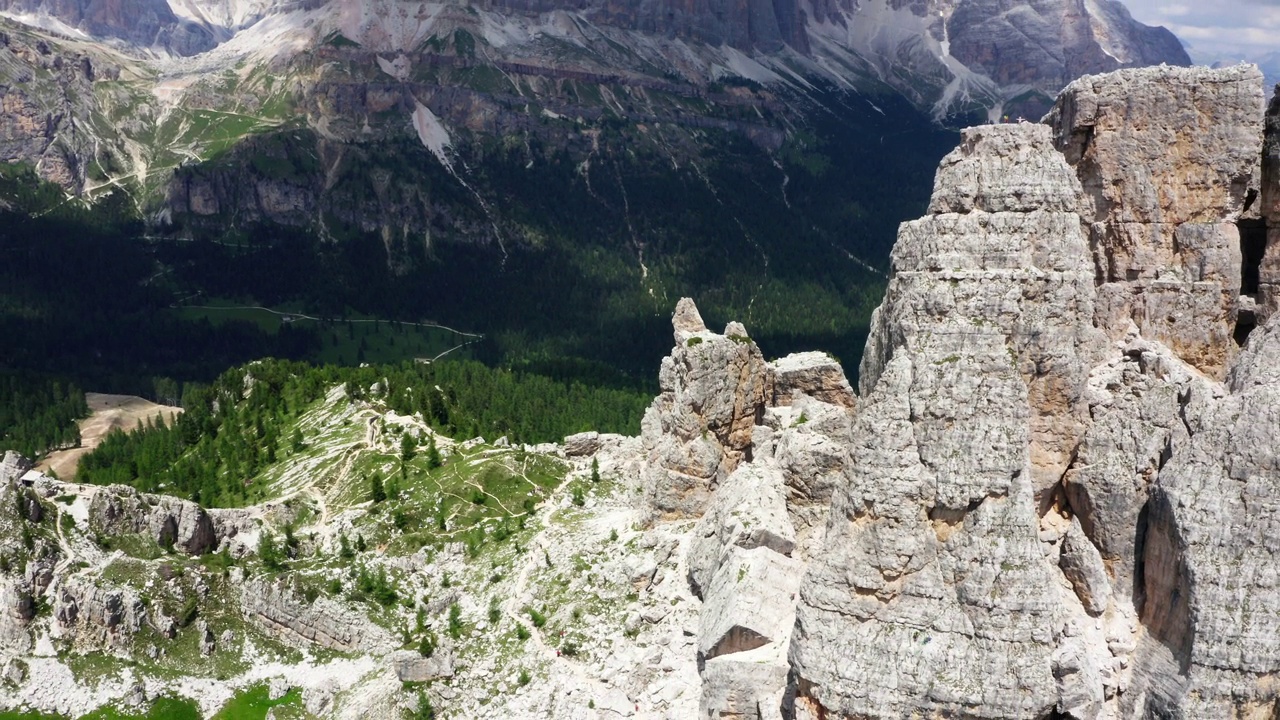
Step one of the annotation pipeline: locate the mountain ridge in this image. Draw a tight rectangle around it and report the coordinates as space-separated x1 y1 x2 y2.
1 62 1278 719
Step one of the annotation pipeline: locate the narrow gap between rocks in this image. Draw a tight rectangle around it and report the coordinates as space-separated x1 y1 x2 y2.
1237 218 1265 345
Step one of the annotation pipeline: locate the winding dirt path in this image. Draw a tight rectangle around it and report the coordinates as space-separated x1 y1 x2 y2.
39 393 182 479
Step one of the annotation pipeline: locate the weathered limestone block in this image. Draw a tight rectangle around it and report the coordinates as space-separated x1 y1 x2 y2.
769 352 856 409
391 650 454 682
55 578 148 646
643 299 771 518
0 452 32 486
687 462 795 597
700 648 789 720
699 546 802 660
1053 639 1106 720
772 396 852 509
1048 64 1265 377
88 485 217 555
562 431 601 457
1062 338 1210 599
0 577 34 651
860 127 1105 498
1058 518 1111 616
1133 314 1280 717
241 579 395 653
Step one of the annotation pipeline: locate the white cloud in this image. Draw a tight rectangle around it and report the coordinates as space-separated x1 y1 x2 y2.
1124 0 1280 55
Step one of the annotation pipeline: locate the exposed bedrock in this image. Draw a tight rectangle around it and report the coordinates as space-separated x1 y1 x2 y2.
790 64 1278 720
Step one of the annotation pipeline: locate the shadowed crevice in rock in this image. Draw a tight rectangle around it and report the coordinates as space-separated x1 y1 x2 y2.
705 625 769 660
1137 489 1193 678
1241 219 1266 298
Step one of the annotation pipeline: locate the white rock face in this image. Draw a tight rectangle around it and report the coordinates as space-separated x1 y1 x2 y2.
769 352 856 410
1047 63 1265 379
88 485 218 555
1133 316 1280 717
641 302 771 519
791 65 1278 720
686 461 794 598
241 579 397 653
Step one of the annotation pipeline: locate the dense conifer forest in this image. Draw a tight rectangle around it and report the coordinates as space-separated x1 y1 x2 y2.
76 358 649 506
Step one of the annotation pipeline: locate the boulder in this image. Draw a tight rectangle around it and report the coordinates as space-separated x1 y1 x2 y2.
701 649 789 720
391 649 455 682
1058 518 1111 616
687 462 795 597
562 431 601 457
772 397 853 507
768 348 849 407
0 452 32 486
699 546 801 660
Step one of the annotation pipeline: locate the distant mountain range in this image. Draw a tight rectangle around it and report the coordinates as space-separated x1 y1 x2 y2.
0 0 1193 379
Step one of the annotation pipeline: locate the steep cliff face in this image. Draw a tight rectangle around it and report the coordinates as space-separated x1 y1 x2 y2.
784 63 1279 720
0 26 112 189
0 0 215 54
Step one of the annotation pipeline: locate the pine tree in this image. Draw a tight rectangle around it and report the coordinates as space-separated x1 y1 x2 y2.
370 472 386 504
426 435 442 470
259 531 285 571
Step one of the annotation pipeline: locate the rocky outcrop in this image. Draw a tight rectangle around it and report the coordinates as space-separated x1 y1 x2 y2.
634 300 864 719
54 577 149 646
1130 316 1280 718
641 299 771 519
769 351 856 410
0 577 34 650
241 578 396 653
1047 64 1264 379
0 451 31 486
88 485 217 555
790 65 1279 720
686 461 794 598
391 649 454 682
793 122 1094 719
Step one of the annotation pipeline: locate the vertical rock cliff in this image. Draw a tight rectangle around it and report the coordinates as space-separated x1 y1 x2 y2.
780 63 1277 720
634 64 1279 719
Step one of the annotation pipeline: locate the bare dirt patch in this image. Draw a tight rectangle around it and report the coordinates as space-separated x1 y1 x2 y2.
38 393 182 479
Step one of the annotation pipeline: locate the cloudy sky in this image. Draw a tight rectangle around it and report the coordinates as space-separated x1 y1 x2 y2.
1122 0 1280 59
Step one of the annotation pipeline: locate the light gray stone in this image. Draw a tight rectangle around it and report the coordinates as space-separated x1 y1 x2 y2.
698 546 801 660
643 299 772 519
1059 518 1111 616
687 462 795 597
0 452 32 486
562 431 601 457
1048 63 1265 378
88 484 217 555
392 649 455 682
770 351 856 410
